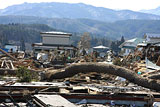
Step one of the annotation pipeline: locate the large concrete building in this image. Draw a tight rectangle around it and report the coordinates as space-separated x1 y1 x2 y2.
32 31 76 56
41 31 71 45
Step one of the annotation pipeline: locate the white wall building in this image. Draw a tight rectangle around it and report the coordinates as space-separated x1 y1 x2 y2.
119 38 144 56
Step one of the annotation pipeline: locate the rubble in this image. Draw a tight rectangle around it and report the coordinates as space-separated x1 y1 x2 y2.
0 41 160 106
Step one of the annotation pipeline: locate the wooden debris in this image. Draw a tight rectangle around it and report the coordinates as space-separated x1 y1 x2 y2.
0 49 18 61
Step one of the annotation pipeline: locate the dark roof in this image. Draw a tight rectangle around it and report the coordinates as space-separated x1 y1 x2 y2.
5 43 16 46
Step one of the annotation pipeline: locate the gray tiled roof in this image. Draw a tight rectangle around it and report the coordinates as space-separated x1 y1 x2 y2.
145 33 160 38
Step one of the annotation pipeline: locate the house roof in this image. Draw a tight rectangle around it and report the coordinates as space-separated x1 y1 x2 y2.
119 38 144 48
40 31 72 36
145 33 160 38
126 38 137 43
137 43 147 47
144 33 160 43
5 43 17 46
93 45 109 49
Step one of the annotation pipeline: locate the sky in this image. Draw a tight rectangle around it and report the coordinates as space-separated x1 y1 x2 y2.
0 0 160 11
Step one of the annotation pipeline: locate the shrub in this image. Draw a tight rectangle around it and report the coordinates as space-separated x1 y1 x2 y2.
16 66 32 82
113 57 122 66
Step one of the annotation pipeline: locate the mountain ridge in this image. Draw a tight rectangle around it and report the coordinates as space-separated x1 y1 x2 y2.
1 15 160 40
0 2 160 22
140 6 160 16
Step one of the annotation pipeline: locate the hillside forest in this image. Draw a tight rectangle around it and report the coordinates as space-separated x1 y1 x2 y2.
0 23 116 51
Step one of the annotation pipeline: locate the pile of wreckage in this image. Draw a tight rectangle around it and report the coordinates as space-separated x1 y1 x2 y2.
1 46 160 107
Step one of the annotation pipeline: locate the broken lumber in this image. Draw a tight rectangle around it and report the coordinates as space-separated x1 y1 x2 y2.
0 49 18 61
46 62 160 92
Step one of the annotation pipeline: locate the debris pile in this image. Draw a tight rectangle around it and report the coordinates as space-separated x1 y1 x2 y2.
0 42 160 106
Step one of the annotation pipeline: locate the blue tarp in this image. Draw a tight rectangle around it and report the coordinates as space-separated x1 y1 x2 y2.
0 48 9 53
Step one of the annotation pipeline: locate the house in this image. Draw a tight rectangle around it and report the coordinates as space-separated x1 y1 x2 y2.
4 44 20 52
93 45 109 57
144 33 160 43
119 38 144 56
32 31 76 57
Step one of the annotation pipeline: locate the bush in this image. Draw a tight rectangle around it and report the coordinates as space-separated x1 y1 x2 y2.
16 66 32 82
113 57 122 66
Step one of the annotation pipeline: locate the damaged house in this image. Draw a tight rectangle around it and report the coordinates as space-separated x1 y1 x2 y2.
143 33 160 70
144 33 160 43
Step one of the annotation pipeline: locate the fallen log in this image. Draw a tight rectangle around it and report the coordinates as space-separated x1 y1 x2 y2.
148 74 160 79
46 62 160 92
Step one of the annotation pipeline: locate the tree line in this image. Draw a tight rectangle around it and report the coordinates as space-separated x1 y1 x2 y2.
0 23 55 49
78 32 125 54
0 24 125 52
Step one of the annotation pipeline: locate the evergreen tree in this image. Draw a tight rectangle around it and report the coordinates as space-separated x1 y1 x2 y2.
21 37 25 51
0 33 8 48
91 37 98 47
101 38 106 46
120 36 125 44
110 38 124 53
110 41 116 51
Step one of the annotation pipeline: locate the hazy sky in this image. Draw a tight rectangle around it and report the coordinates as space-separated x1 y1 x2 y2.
0 0 160 11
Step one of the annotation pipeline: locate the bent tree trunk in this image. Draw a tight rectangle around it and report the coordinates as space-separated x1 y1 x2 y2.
46 62 160 92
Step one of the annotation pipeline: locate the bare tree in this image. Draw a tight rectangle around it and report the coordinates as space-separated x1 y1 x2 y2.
79 32 91 50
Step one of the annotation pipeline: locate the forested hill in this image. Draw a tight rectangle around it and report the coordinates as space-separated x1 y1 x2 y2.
0 23 111 49
1 16 160 40
2 17 160 50
0 24 56 48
